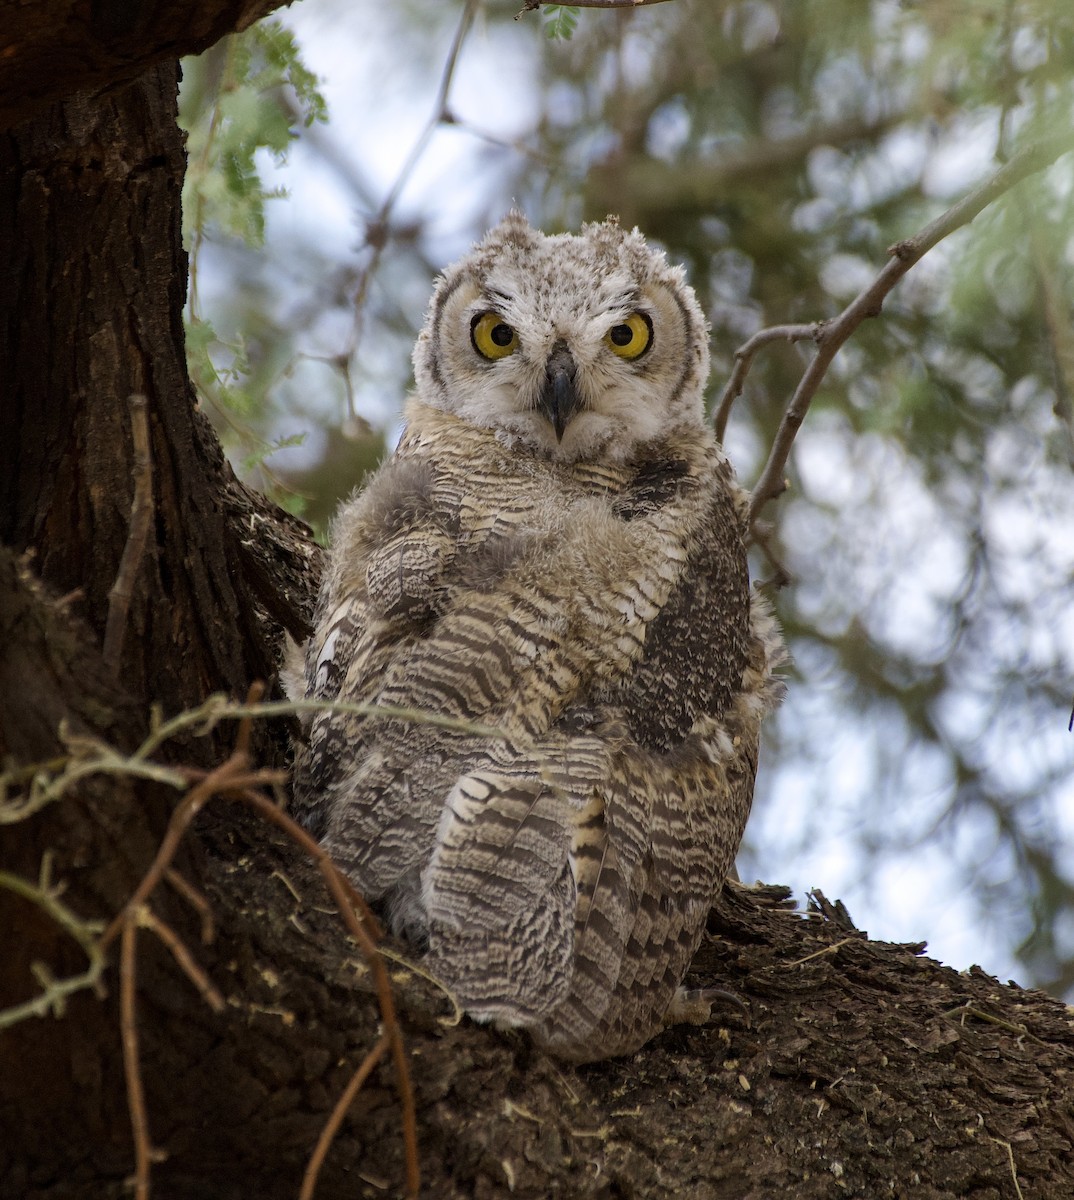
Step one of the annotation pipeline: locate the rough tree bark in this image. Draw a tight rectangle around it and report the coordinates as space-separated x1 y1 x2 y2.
2 6 1073 1199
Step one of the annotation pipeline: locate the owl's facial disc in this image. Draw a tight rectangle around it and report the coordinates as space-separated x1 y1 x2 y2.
537 341 579 442
413 216 712 462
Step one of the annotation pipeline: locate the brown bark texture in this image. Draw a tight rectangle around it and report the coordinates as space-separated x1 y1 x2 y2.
1 18 1073 1200
0 0 290 132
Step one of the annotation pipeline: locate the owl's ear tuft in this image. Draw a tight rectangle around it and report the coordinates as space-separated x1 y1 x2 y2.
479 209 539 255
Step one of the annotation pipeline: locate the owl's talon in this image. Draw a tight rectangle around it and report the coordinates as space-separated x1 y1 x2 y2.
665 985 750 1028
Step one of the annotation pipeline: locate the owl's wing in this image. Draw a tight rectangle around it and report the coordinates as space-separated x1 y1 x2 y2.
422 768 583 1025
290 455 463 840
531 464 784 1061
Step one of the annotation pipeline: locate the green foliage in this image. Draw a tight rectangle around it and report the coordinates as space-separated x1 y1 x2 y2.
543 5 579 41
179 21 327 495
181 21 326 247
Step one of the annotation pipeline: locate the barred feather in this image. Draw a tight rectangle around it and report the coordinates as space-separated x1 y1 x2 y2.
289 215 784 1061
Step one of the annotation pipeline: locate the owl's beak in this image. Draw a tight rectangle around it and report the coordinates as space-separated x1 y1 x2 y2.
538 341 579 442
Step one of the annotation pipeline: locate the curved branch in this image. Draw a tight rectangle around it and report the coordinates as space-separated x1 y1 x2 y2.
713 324 818 443
747 129 1074 525
518 0 674 10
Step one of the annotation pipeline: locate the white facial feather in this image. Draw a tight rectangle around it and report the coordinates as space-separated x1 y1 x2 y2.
412 212 712 462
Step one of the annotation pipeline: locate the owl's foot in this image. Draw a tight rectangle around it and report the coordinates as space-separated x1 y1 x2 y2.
664 984 750 1029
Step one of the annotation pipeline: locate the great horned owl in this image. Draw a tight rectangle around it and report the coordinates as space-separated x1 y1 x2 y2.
289 212 783 1062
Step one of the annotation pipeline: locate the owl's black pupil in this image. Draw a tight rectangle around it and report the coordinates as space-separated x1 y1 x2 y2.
610 324 633 346
491 323 514 347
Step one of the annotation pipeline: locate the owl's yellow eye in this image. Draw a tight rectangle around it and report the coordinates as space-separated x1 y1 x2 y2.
604 312 652 360
471 312 519 360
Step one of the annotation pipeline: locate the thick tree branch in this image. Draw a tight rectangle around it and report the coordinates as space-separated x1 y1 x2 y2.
4 500 1074 1198
747 129 1074 524
586 114 905 225
0 0 290 130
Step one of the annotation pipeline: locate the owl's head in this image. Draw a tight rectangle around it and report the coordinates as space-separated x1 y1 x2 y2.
413 212 711 462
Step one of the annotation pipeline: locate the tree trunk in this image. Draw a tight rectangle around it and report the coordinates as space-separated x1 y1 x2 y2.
0 57 315 748
2 15 1073 1200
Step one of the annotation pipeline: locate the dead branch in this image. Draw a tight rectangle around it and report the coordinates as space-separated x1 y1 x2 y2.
99 754 284 951
991 1137 1027 1200
104 395 155 673
2 687 461 1194
713 324 818 443
0 861 107 1028
342 0 479 421
1 693 504 830
517 0 675 12
122 768 418 1195
133 695 506 766
137 906 226 1012
300 1033 392 1200
120 915 154 1200
236 786 419 1198
164 867 216 944
745 129 1074 525
84 703 419 1196
748 521 793 590
0 734 187 826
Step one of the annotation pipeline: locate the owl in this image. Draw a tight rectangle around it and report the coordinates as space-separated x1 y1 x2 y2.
288 212 784 1062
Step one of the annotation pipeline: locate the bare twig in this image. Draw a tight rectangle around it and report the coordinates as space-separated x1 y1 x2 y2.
5 694 420 1195
299 1033 392 1200
748 521 793 590
137 907 225 1013
747 129 1074 525
1 694 504 829
941 1002 1046 1046
786 937 858 968
105 763 418 1195
989 1138 1025 1200
343 0 479 413
385 0 477 217
164 868 215 944
236 788 418 1197
120 916 154 1200
132 695 506 767
98 742 415 1194
119 757 411 1192
0 865 106 1029
0 743 187 827
378 945 464 1027
104 395 155 673
0 754 67 792
100 755 285 950
235 680 265 759
713 324 818 443
517 0 675 12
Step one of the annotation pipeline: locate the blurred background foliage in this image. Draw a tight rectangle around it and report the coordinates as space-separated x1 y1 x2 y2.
178 0 1074 996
